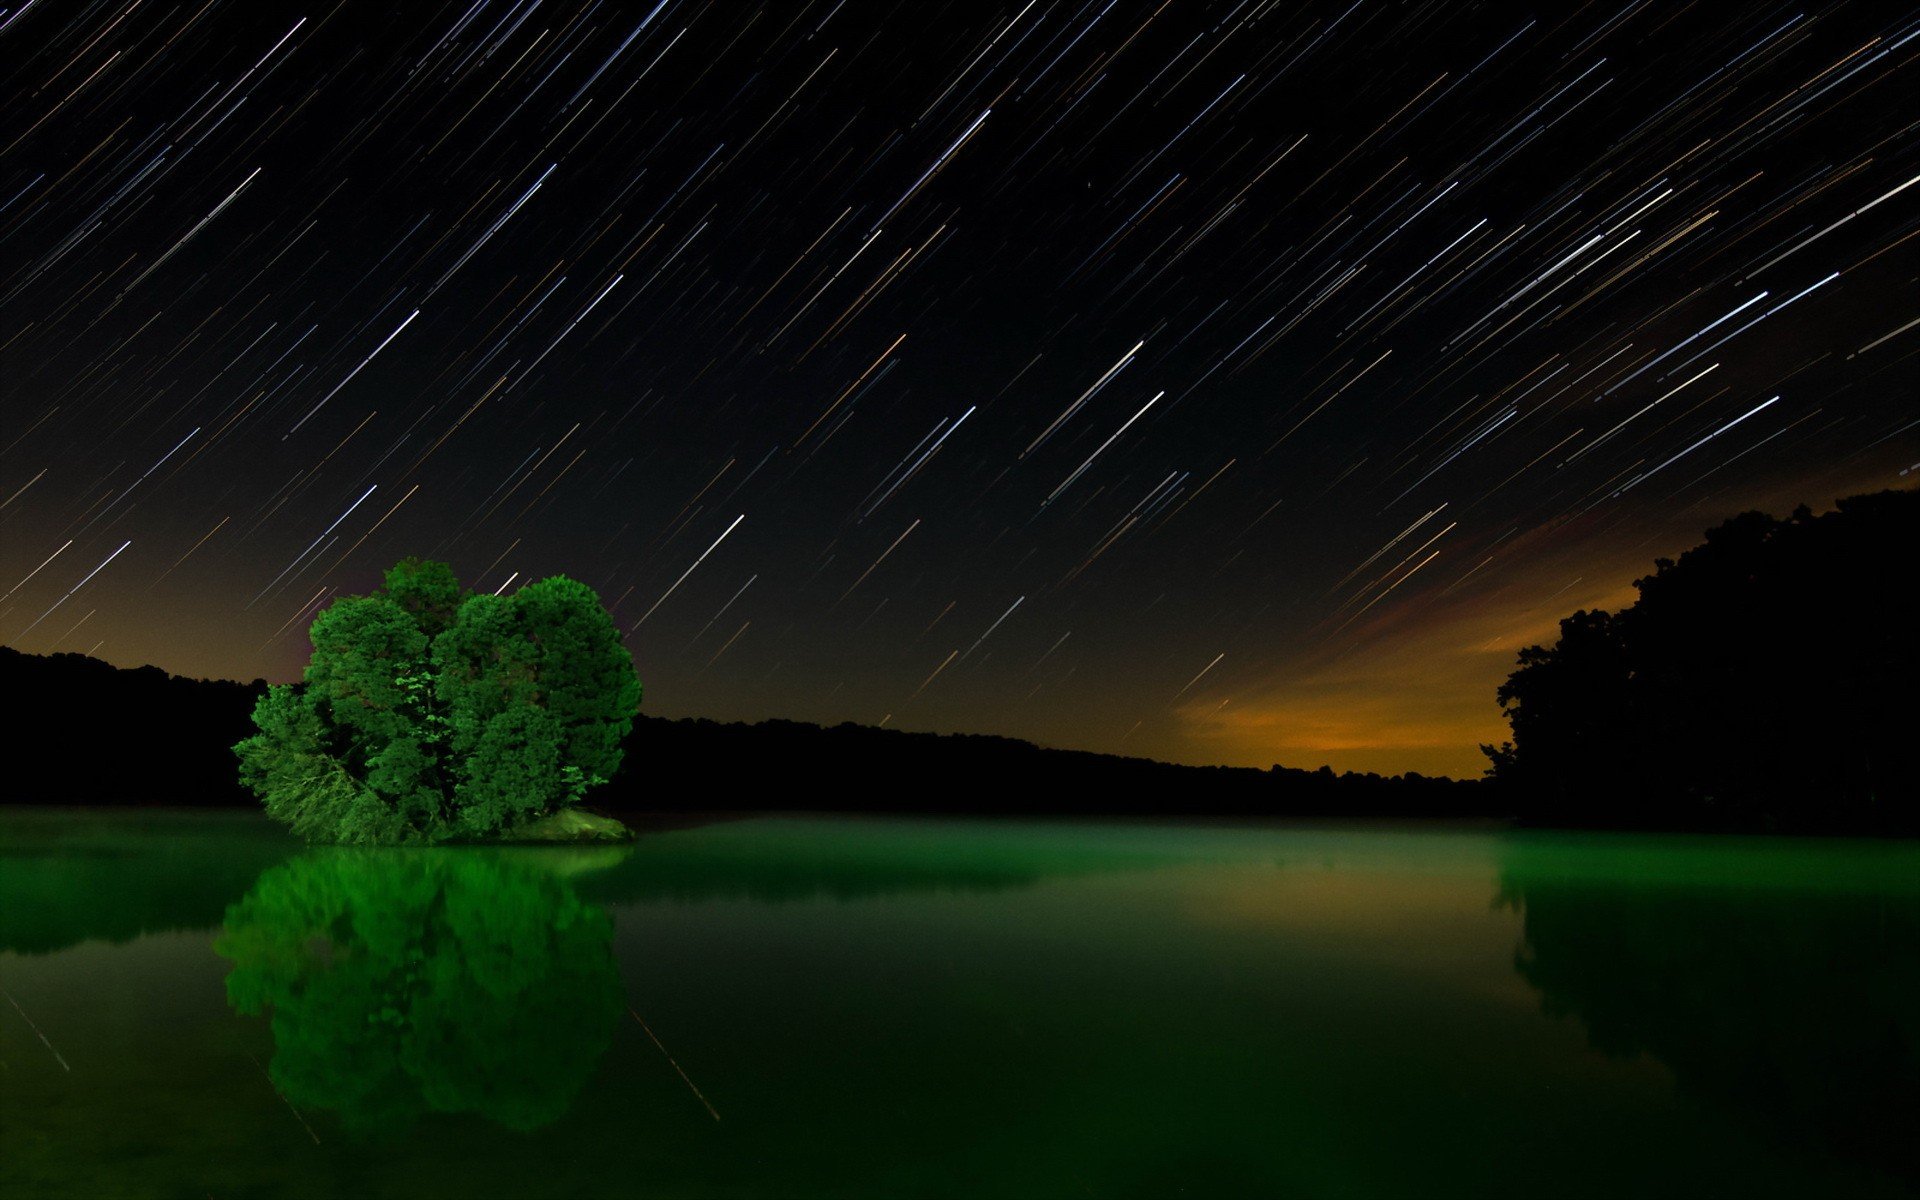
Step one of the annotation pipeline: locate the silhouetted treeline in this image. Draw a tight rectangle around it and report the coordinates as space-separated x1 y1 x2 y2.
1485 489 1918 835
2 646 265 806
0 644 1480 816
596 715 1482 817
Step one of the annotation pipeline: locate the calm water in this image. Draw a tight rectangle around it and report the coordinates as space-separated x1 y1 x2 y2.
2 811 1915 1199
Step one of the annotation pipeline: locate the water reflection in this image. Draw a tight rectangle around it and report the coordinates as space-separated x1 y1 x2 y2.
8 814 1920 1197
215 850 625 1134
1500 840 1920 1188
576 817 1198 905
0 811 296 955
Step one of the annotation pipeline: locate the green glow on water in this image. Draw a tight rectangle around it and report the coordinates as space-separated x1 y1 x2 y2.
2 811 1915 1198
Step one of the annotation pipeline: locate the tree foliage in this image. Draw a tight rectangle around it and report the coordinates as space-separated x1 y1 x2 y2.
235 559 641 843
1484 490 1917 833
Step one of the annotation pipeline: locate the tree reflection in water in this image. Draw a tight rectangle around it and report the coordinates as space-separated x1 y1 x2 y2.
1501 844 1920 1189
216 849 624 1134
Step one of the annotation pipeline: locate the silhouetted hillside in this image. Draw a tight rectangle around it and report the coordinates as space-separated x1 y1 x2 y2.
1 647 266 806
1485 489 1918 835
599 715 1481 817
0 645 1480 817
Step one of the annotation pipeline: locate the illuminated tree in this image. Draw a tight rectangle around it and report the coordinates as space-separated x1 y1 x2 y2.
235 558 641 843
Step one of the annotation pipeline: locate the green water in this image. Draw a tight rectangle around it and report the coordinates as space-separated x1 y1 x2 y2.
2 811 1915 1198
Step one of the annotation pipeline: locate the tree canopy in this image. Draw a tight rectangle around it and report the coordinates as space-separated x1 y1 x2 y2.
1484 490 1917 833
235 559 641 843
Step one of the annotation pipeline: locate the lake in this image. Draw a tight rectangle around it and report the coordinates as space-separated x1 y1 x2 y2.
2 810 1915 1198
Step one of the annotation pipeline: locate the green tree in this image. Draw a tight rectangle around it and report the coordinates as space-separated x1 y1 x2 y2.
235 558 641 843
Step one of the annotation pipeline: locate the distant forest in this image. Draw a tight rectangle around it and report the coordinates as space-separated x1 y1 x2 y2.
0 645 1480 819
5 489 1912 833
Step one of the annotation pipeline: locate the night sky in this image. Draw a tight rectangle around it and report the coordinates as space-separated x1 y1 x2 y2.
2 0 1914 778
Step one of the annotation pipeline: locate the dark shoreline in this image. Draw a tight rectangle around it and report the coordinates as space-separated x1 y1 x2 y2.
2 644 1487 820
8 643 1913 836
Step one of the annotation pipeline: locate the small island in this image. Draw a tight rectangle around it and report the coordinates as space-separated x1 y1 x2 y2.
235 558 641 844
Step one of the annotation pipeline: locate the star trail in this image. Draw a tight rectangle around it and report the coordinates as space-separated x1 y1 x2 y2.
2 0 1915 776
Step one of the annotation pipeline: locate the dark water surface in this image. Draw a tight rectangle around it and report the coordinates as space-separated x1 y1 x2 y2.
2 810 1915 1198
